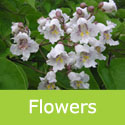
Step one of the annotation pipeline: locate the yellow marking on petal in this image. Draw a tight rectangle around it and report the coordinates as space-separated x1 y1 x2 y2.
104 33 110 40
47 84 51 89
76 83 80 87
52 84 55 89
60 58 63 63
80 32 84 37
77 81 83 84
47 83 55 89
83 59 86 62
96 46 101 53
76 81 82 87
52 30 59 35
86 31 89 35
56 56 63 63
83 55 89 62
56 57 60 62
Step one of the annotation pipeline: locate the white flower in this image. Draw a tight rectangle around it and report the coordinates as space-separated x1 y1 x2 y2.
97 21 119 46
47 44 69 72
11 22 24 35
66 7 93 34
68 71 90 89
38 71 59 90
37 17 48 34
43 19 64 44
67 51 77 66
66 25 73 34
102 0 117 13
74 44 97 68
89 38 106 60
11 22 20 34
10 32 39 61
11 22 31 36
70 17 99 44
49 9 69 23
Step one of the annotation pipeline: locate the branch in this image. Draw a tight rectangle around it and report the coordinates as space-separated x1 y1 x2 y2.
8 57 45 74
39 48 47 60
39 42 51 46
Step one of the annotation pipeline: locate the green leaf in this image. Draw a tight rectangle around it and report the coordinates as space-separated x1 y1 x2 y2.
26 12 41 31
55 0 62 5
25 0 36 10
0 11 11 37
0 9 25 38
98 58 125 89
95 10 110 24
18 4 37 16
84 0 98 6
0 0 19 12
18 64 41 89
111 22 125 40
0 40 6 53
0 0 36 12
110 18 121 35
56 70 72 90
85 69 100 89
61 8 71 15
119 34 125 42
116 9 125 19
0 58 28 90
44 2 51 13
66 1 76 12
0 48 11 58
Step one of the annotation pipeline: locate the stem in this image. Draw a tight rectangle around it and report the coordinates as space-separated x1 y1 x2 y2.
106 52 113 67
39 48 47 60
95 8 99 15
109 49 125 52
87 8 99 20
40 42 51 46
8 57 45 74
61 34 70 41
63 43 73 48
0 6 24 16
87 13 93 20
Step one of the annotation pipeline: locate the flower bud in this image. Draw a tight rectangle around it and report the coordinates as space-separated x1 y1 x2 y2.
18 22 24 28
67 65 72 74
87 6 94 13
98 2 104 9
63 24 67 31
80 2 87 8
25 26 29 31
94 21 98 24
58 41 63 44
74 43 78 46
76 9 83 15
47 17 50 20
49 68 53 71
56 11 62 17
66 28 72 34
67 65 71 71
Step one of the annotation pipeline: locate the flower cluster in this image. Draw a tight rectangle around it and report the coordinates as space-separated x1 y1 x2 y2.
10 0 119 90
